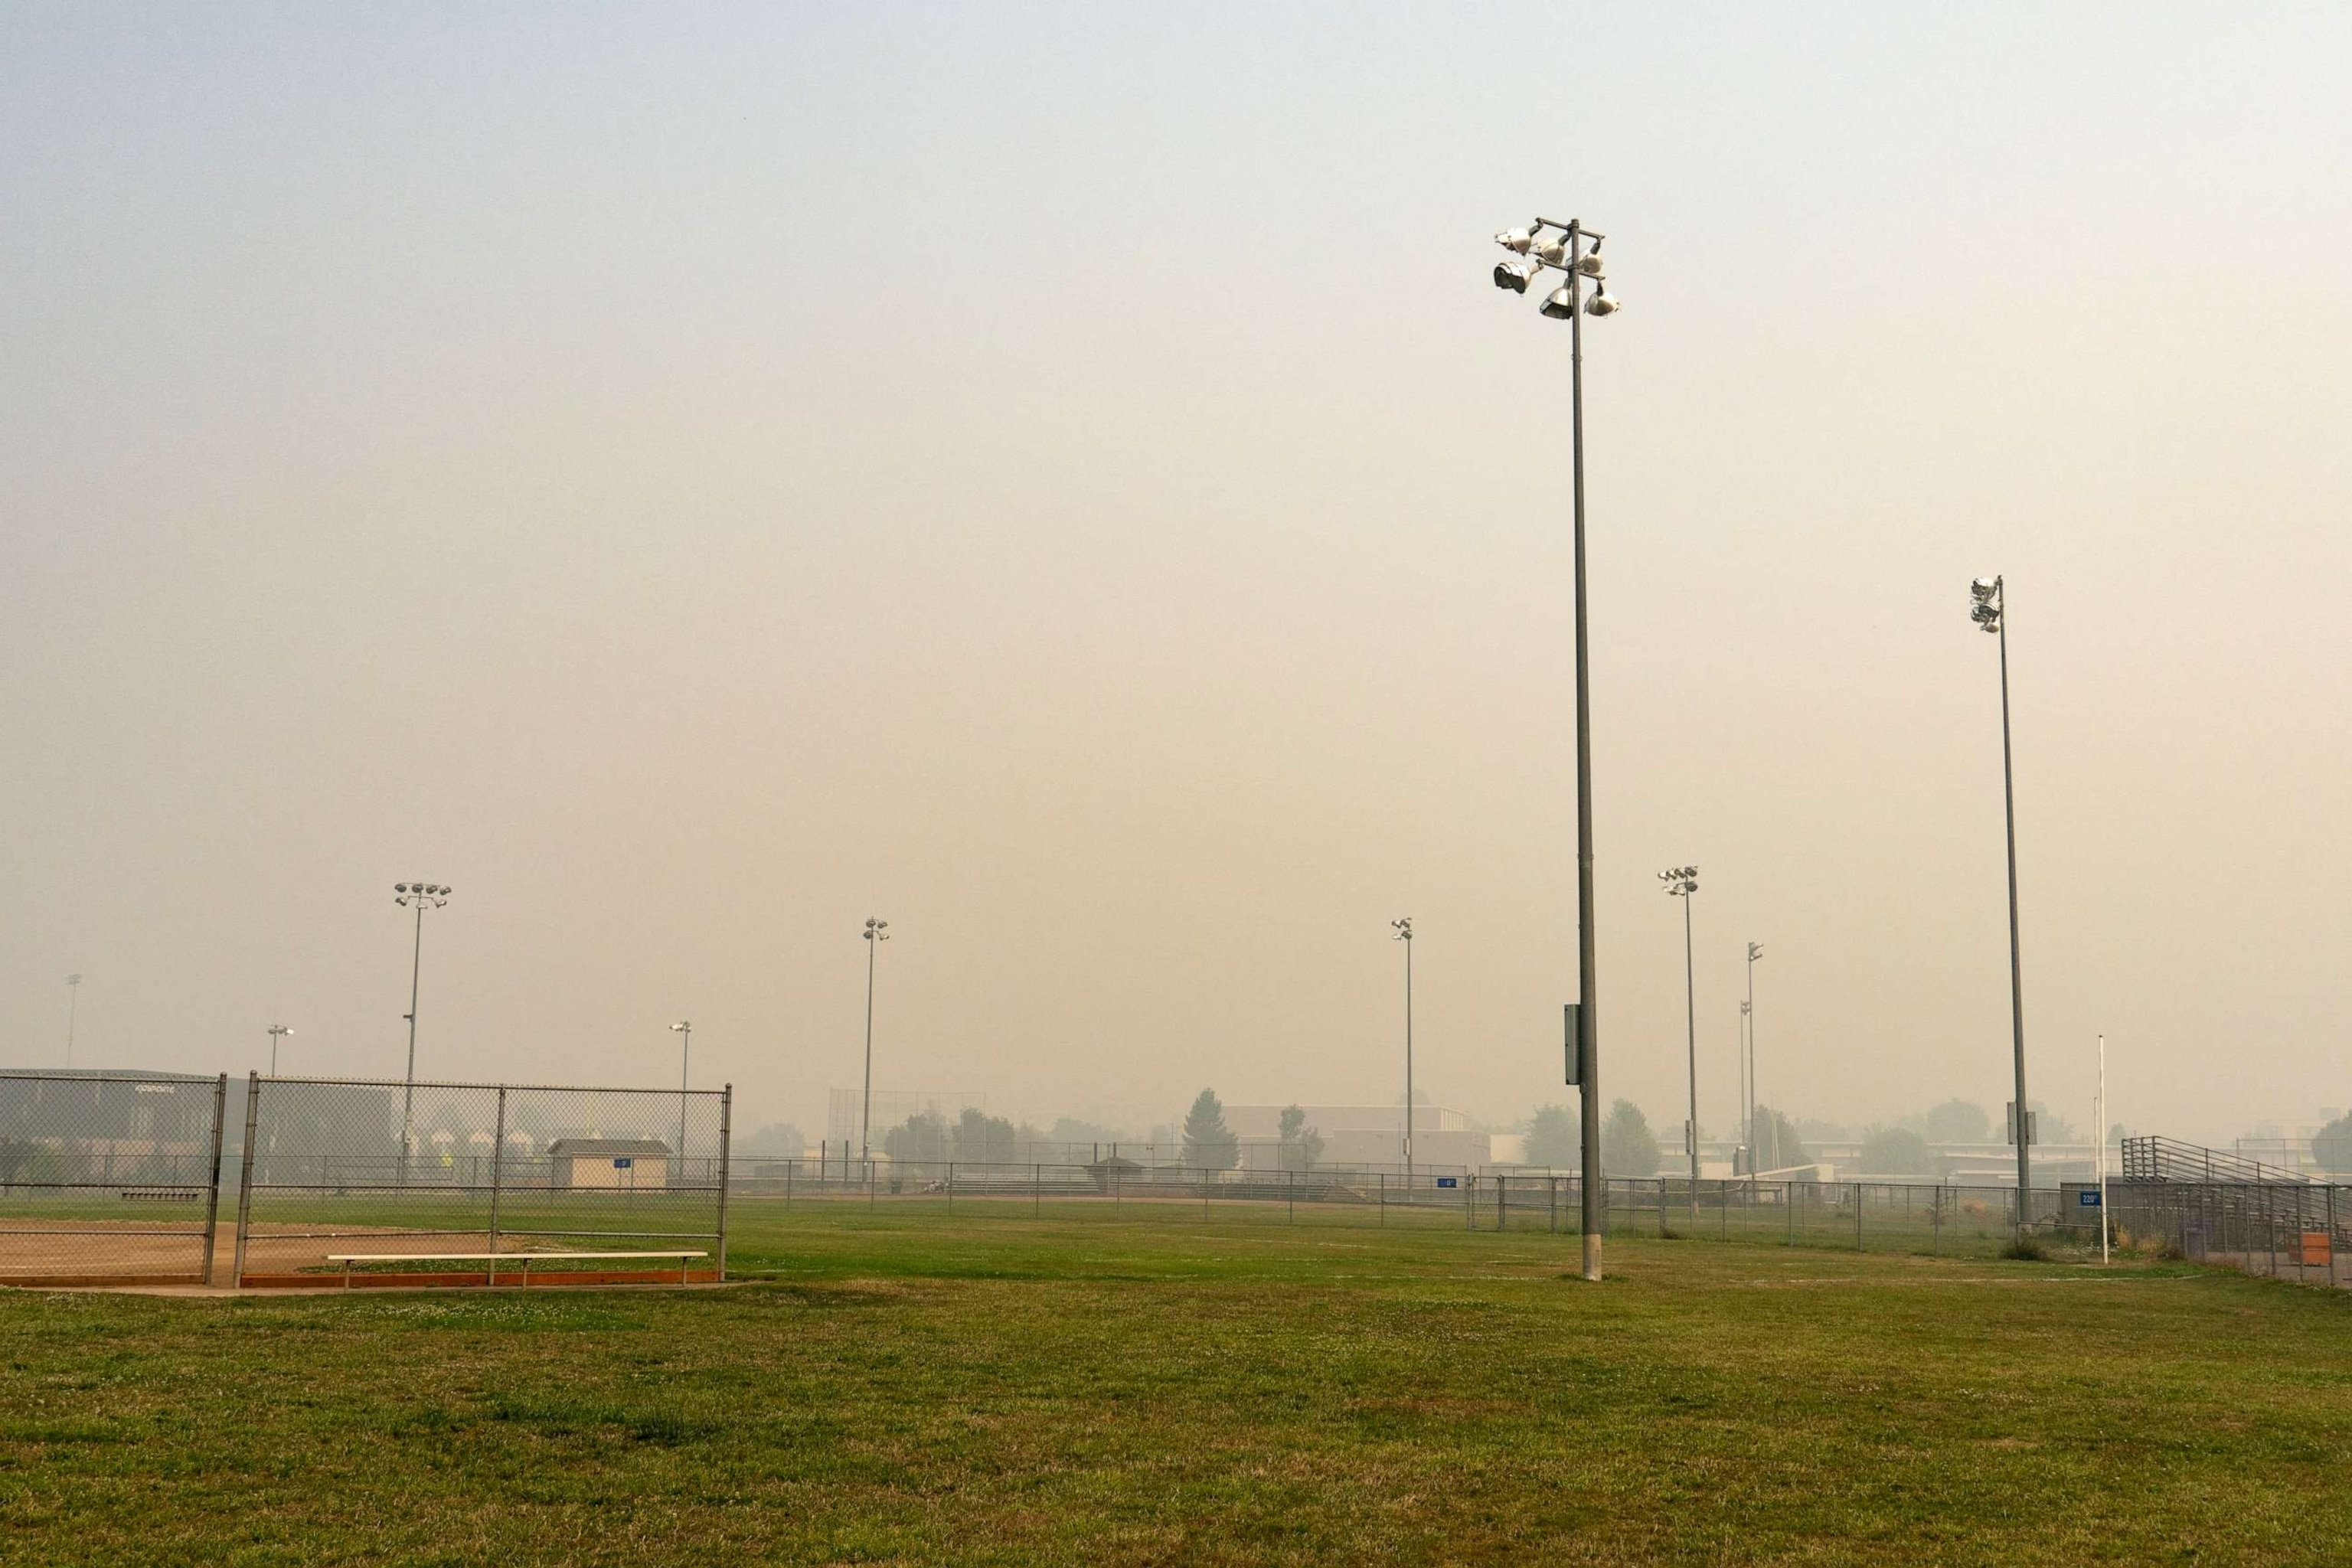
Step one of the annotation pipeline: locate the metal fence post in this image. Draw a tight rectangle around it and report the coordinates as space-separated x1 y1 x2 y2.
1854 1182 1864 1251
231 1073 262 1288
488 1086 508 1285
1034 1161 1041 1218
200 1073 229 1285
715 1085 732 1282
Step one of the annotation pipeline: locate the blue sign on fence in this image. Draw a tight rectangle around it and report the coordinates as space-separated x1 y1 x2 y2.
1436 1177 1459 1189
2079 1188 2100 1207
613 1157 634 1170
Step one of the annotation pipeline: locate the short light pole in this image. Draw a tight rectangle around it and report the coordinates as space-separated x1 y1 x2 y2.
1392 917 1414 1191
64 974 82 1068
393 882 452 1176
1491 213 1622 1282
860 918 890 1161
669 1021 693 1161
266 1023 292 1076
1969 576 2032 1230
1660 867 1700 1203
1745 941 1765 1170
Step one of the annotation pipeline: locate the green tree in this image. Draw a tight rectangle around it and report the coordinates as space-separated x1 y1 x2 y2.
1600 1099 1663 1176
1182 1088 1239 1173
2312 1112 2352 1174
1749 1104 1811 1173
884 1111 949 1163
1276 1105 1324 1171
952 1107 1018 1165
1858 1124 1935 1176
1922 1099 1992 1145
1525 1103 1580 1168
734 1122 806 1157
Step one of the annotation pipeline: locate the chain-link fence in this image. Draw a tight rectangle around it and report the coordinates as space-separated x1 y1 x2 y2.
233 1076 730 1288
0 1070 228 1285
729 1158 2079 1258
2111 1179 2349 1288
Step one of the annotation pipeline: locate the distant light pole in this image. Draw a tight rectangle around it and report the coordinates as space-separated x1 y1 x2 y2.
1491 212 1622 1282
2096 1032 2109 1266
1745 942 1765 1170
861 918 890 1161
267 1023 293 1076
669 1021 692 1160
1392 918 1414 1191
394 882 451 1172
1659 867 1700 1200
64 974 82 1068
1969 576 2032 1227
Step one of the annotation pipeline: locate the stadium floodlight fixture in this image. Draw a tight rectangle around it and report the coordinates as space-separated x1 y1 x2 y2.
1586 291 1622 317
1494 226 1537 254
1540 284 1577 320
1494 257 1541 292
1575 250 1607 278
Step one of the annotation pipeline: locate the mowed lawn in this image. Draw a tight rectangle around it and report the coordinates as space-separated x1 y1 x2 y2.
5 1204 2352 1566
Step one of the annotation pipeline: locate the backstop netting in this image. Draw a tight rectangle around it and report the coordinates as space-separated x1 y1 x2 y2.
0 1070 228 1285
234 1076 730 1287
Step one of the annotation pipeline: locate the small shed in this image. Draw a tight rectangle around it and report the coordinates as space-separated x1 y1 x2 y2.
547 1137 671 1189
1085 1154 1143 1194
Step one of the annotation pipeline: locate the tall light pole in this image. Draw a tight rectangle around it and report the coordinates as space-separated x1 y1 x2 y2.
1392 917 1414 1191
1660 867 1700 1200
669 1021 692 1161
1970 576 2031 1227
267 1023 292 1076
861 918 889 1161
394 882 451 1174
64 974 81 1068
1745 942 1764 1171
1491 214 1620 1282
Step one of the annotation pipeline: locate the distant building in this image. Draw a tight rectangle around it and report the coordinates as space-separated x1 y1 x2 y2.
1220 1103 1485 1171
547 1137 670 1189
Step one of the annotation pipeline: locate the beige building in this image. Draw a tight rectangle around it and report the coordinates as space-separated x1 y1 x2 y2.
547 1137 670 1189
1220 1104 1487 1172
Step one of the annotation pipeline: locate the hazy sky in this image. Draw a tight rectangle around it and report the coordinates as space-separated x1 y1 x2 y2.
5 4 2348 1148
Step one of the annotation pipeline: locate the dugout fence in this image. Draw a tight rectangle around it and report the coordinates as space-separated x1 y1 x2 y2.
0 1070 229 1285
233 1075 730 1288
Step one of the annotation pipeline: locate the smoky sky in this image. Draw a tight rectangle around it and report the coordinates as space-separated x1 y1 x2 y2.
4 4 2348 1149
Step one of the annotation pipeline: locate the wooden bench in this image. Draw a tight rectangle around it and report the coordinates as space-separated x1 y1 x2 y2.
321 1250 707 1288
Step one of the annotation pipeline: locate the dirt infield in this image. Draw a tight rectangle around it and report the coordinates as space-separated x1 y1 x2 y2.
2 1222 700 1289
0 1220 219 1285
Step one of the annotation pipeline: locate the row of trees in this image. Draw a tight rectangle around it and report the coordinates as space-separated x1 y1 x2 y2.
1523 1099 1816 1176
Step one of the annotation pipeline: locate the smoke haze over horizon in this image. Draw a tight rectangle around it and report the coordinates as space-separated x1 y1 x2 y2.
5 5 2348 1152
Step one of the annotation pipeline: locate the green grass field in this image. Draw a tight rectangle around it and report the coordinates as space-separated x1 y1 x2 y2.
5 1202 2352 1566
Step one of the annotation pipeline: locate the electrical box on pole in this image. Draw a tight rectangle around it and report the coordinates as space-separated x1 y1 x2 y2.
1563 1004 1585 1085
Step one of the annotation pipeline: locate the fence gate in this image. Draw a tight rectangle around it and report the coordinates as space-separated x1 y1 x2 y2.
233 1076 730 1289
0 1070 228 1285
